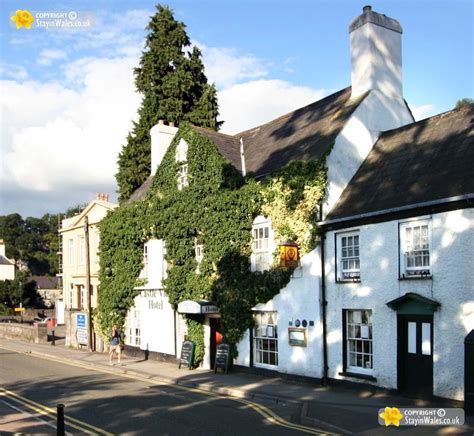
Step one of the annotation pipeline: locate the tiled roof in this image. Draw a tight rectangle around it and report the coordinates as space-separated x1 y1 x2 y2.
128 86 368 201
0 255 14 266
238 87 366 177
29 275 59 289
325 104 474 221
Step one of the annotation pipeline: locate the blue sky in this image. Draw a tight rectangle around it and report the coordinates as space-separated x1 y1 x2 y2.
1 0 473 217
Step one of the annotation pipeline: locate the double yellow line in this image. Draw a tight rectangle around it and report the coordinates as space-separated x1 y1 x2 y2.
0 345 333 435
0 387 112 435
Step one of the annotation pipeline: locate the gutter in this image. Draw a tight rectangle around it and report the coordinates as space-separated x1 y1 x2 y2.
319 194 474 227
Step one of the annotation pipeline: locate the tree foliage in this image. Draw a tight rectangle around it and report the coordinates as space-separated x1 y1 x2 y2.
98 124 329 364
116 4 222 203
455 98 474 109
0 203 87 276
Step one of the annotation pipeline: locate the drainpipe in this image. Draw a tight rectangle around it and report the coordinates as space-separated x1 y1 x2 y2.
320 230 329 385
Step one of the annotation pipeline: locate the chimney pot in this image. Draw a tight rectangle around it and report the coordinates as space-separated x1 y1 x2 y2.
363 5 372 13
158 120 164 125
169 121 175 127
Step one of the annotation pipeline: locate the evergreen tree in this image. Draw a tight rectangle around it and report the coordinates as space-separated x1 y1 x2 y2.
116 4 222 202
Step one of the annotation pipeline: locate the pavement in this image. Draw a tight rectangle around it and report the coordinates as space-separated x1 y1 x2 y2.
0 336 472 435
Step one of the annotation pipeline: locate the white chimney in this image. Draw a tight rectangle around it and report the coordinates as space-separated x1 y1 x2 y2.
350 5 403 98
150 120 178 176
0 240 5 257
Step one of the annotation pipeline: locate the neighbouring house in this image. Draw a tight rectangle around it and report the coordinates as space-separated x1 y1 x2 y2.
106 5 473 403
0 240 15 281
59 193 116 349
320 105 473 401
29 275 61 308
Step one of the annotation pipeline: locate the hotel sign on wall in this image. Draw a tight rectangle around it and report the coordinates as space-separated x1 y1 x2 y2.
177 300 220 314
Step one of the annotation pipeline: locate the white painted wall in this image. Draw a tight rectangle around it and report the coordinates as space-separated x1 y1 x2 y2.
133 238 175 356
0 264 15 280
236 248 324 379
325 208 474 400
324 90 413 219
150 122 178 176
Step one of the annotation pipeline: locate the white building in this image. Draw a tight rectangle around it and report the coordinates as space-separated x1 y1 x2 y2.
320 107 473 401
60 193 116 348
0 240 15 281
123 6 473 401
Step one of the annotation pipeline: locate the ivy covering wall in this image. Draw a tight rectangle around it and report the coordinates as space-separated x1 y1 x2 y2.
97 124 329 365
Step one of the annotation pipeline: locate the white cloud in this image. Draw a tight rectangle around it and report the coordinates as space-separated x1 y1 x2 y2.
218 79 327 134
37 49 67 66
197 41 268 88
1 56 141 201
411 103 436 121
0 63 28 80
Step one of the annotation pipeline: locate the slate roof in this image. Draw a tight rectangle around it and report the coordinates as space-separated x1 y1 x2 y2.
128 175 154 203
325 104 474 222
29 275 60 289
0 255 14 266
129 86 366 202
238 87 366 177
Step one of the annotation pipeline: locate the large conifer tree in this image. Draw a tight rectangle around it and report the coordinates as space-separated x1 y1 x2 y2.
116 4 222 202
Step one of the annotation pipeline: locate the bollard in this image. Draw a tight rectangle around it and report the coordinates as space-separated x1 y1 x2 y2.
57 403 65 436
52 330 55 346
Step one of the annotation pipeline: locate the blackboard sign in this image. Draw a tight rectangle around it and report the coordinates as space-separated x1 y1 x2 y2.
178 340 195 369
214 343 230 374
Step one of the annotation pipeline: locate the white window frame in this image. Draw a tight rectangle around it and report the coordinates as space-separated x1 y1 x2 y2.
399 219 432 278
253 311 278 368
336 231 360 281
69 283 74 308
78 236 85 266
345 309 373 375
177 163 189 191
195 241 204 272
125 308 141 347
176 138 189 191
140 243 149 280
251 216 274 272
67 239 74 266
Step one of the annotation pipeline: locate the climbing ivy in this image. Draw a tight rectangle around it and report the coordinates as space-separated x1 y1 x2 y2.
97 124 329 364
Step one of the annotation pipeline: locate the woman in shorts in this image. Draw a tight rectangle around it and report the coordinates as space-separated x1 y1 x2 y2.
109 324 122 365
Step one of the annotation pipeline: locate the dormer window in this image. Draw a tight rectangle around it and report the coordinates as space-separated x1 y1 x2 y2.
195 242 204 273
178 164 188 191
176 138 189 190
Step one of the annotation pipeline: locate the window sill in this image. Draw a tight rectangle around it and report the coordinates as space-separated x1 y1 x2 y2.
339 371 377 381
336 279 361 284
399 275 432 281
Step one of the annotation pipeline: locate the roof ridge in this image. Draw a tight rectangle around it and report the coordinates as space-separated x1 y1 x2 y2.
192 125 238 139
234 86 352 137
380 103 473 138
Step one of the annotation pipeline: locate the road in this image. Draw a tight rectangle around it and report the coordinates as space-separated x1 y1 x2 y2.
0 349 323 435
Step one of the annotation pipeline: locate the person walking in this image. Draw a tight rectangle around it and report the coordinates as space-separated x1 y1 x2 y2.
109 324 122 365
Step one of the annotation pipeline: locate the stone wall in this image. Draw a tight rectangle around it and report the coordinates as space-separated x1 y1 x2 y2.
0 322 48 343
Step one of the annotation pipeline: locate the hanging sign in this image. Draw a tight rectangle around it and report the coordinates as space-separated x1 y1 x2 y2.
279 240 300 269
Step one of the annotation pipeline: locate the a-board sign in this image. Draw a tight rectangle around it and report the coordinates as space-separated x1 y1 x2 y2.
178 340 195 369
214 343 230 374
